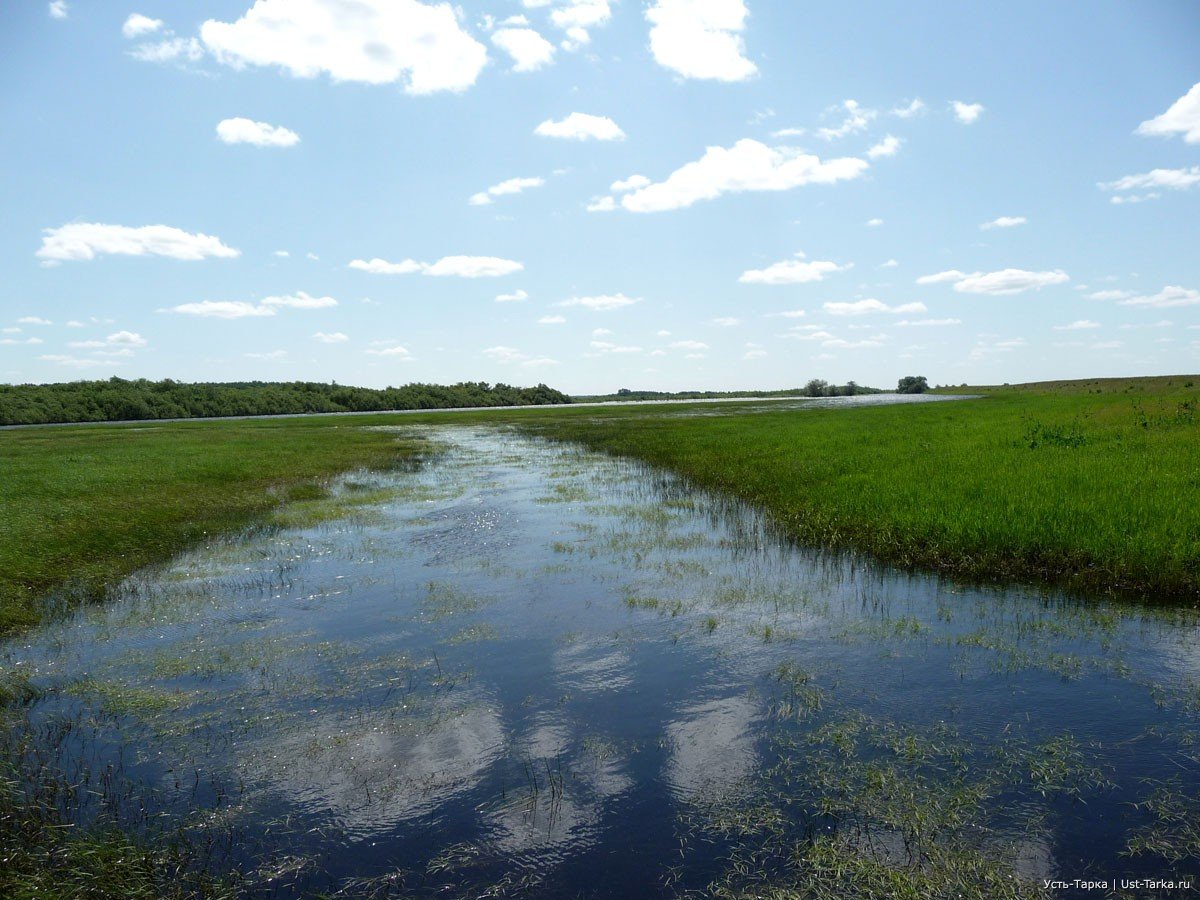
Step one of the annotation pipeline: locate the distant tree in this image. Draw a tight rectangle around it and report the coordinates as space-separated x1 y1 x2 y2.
803 378 830 397
897 375 929 394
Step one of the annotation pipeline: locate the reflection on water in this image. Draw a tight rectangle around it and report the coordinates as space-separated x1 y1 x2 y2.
3 425 1199 897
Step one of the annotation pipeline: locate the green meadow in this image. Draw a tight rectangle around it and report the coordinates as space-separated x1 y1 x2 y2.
1 374 1197 638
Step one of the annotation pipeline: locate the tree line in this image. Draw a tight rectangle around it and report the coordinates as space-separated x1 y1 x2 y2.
0 378 572 426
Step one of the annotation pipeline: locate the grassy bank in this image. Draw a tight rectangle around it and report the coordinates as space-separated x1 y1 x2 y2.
0 418 421 635
517 376 1200 601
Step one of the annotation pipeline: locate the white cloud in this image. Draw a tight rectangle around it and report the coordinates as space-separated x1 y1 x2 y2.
166 291 336 318
551 0 611 34
592 328 612 337
586 196 616 212
69 331 148 349
555 293 641 310
1109 193 1160 205
1136 82 1200 144
771 127 806 138
611 174 651 193
122 13 163 37
916 268 1069 295
365 343 411 357
1118 286 1200 309
710 317 740 326
590 341 643 353
817 100 876 140
645 0 757 82
130 37 205 63
1088 289 1131 301
1053 320 1100 331
37 223 240 263
866 135 901 159
166 301 275 319
274 250 290 258
348 256 522 277
48 1 67 20
425 256 524 277
216 117 300 147
18 317 53 325
620 139 868 213
534 112 625 141
951 101 984 124
670 339 708 350
200 0 488 95
891 98 925 118
980 216 1027 230
469 175 544 205
866 217 884 227
739 254 850 285
313 331 349 343
895 318 961 327
40 355 110 369
244 350 289 360
743 349 767 359
880 259 899 268
482 345 558 367
491 27 555 71
496 289 529 302
824 299 926 316
538 315 567 325
1100 167 1200 193
822 335 885 349
348 257 424 275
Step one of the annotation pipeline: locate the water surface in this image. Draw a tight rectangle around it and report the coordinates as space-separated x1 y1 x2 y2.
3 426 1198 897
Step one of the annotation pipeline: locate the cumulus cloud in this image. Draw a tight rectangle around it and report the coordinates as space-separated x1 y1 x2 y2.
866 218 884 227
537 314 566 325
866 135 901 159
1088 289 1131 301
469 176 544 205
645 0 757 82
37 223 240 263
491 27 555 71
129 37 205 63
365 342 411 357
348 256 523 277
1100 167 1200 195
586 196 616 212
555 293 640 310
48 1 67 20
916 268 1069 295
1118 286 1199 309
952 101 984 124
669 339 708 350
122 13 163 37
823 299 927 315
590 340 642 354
166 292 337 318
611 175 651 192
313 331 349 343
200 0 488 95
216 117 300 147
1136 82 1200 144
534 112 625 141
549 0 611 46
896 317 961 327
817 100 876 140
496 289 529 302
620 139 868 212
980 216 1027 230
891 98 926 118
69 331 148 350
739 254 850 285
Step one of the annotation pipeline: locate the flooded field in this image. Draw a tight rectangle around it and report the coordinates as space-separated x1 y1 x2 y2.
3 427 1199 897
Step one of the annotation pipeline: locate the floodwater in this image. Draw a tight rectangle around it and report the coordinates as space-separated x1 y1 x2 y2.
3 425 1199 897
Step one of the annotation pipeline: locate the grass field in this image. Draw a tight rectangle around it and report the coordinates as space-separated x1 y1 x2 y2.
521 375 1200 602
2 374 1198 640
0 419 422 635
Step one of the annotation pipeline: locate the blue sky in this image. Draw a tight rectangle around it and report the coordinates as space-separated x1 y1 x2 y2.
2 0 1198 393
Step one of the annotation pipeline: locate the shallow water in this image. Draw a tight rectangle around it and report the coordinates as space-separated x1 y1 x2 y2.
3 426 1199 897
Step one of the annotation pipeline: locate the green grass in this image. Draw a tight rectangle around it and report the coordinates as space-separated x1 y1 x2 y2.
0 418 423 635
515 375 1200 601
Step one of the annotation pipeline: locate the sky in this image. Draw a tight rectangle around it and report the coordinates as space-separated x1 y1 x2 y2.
1 0 1198 393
